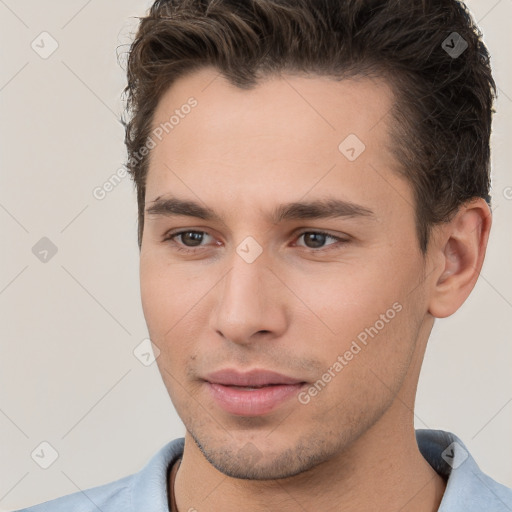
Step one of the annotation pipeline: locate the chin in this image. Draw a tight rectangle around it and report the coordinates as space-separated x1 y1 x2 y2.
189 427 338 481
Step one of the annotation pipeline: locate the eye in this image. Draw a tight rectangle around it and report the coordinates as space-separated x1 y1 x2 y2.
163 230 213 253
294 230 348 251
162 229 349 254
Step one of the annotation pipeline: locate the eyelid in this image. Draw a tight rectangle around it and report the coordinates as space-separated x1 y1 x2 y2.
293 229 348 248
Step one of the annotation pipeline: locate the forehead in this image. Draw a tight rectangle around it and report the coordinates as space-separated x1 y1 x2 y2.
145 67 411 221
150 66 396 152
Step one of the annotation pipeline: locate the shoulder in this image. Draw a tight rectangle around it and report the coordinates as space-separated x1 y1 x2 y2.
12 474 132 512
13 437 185 512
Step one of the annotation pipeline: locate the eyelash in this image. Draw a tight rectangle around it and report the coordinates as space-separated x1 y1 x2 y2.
162 229 349 254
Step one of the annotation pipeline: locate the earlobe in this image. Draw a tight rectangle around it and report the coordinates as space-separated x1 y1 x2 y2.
427 198 492 319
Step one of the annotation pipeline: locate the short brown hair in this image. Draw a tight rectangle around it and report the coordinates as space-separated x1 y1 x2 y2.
121 0 497 252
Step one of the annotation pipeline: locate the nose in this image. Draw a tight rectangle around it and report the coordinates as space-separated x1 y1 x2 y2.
210 249 286 346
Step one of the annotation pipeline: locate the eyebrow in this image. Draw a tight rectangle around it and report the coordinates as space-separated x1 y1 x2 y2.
145 195 376 224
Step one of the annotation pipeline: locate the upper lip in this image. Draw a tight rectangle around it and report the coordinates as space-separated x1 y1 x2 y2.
204 369 305 387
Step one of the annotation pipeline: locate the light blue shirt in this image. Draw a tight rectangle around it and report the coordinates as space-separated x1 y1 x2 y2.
14 429 512 511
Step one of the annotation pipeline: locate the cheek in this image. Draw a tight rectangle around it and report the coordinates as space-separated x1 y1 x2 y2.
140 256 166 330
139 253 187 339
139 254 214 360
140 257 200 395
288 262 401 337
288 261 417 381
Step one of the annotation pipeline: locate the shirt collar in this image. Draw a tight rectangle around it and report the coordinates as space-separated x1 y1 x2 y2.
130 437 184 511
416 429 512 510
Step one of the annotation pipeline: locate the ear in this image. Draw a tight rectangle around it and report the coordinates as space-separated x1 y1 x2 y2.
427 198 492 318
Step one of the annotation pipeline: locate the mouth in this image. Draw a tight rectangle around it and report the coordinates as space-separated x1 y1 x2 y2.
204 368 305 387
222 385 283 390
203 368 307 416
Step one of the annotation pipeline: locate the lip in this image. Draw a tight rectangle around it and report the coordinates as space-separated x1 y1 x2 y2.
204 368 304 387
203 369 306 416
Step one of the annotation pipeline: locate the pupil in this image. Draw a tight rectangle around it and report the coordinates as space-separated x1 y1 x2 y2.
305 232 325 248
183 232 203 246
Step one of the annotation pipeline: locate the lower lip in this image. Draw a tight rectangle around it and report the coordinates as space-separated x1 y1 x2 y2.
206 382 305 416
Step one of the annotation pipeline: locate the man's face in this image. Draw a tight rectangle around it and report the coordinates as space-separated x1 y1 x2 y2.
140 67 432 479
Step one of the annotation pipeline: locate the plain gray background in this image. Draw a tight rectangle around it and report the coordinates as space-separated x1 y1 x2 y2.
1 0 511 509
